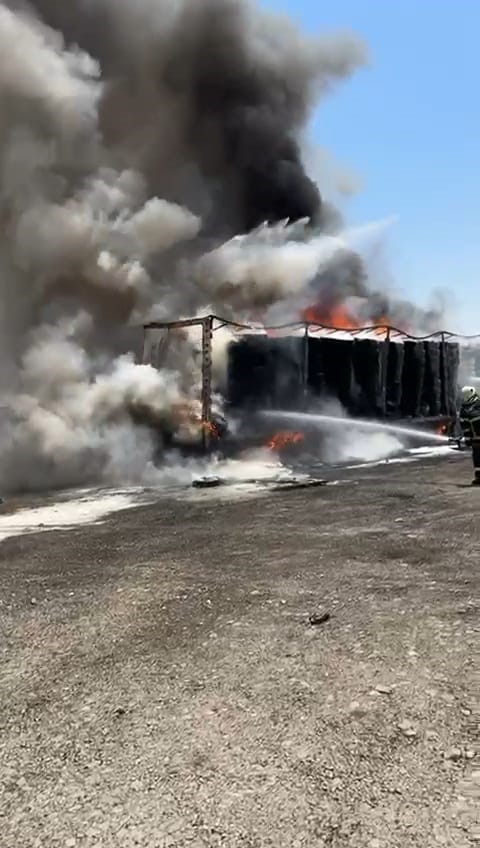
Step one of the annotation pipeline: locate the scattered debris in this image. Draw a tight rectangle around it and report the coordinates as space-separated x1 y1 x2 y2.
192 477 223 489
348 700 367 717
309 611 330 626
398 720 417 739
445 747 463 762
274 478 328 492
375 684 393 695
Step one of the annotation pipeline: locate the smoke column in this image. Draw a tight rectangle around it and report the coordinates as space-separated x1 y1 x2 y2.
0 0 368 492
24 0 365 231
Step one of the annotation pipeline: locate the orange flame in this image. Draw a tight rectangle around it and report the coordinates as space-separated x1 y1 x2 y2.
266 431 304 451
172 403 221 440
303 302 358 330
371 317 390 336
302 302 398 335
202 420 220 439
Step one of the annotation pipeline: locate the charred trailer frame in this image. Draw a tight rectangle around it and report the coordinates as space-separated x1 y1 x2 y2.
143 316 215 452
141 318 462 455
226 331 460 420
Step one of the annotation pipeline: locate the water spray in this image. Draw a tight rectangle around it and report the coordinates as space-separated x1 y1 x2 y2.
259 411 450 444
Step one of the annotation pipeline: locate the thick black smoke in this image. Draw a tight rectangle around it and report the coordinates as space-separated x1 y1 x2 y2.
25 0 365 235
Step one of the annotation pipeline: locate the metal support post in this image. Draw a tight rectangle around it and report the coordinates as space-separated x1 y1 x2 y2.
381 327 391 417
440 331 448 416
201 315 213 452
302 322 309 406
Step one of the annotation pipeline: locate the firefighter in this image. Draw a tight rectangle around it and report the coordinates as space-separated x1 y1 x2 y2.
459 386 480 485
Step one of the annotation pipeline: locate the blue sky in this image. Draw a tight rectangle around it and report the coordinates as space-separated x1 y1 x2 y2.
264 0 479 330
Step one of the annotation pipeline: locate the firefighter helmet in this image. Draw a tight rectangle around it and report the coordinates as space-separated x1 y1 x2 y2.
461 385 478 404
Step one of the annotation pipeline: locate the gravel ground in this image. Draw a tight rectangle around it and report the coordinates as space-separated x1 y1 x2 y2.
0 451 479 847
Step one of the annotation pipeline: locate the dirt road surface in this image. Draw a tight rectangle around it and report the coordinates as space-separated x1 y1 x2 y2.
1 452 479 847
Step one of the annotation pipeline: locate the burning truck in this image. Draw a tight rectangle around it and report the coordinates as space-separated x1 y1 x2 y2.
141 315 461 457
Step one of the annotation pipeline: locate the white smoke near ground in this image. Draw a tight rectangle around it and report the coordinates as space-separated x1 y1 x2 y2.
297 397 403 464
321 427 402 464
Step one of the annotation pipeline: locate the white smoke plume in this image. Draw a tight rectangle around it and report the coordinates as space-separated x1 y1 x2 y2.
0 0 368 493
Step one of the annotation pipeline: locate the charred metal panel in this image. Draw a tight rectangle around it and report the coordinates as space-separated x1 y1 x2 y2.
352 339 384 417
401 341 426 417
227 334 459 419
422 341 442 417
386 342 404 417
320 338 356 409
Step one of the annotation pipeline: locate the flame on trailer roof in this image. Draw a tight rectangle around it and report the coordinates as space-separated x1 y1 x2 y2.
143 315 480 345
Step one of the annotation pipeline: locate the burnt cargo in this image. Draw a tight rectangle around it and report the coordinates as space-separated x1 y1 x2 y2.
401 341 426 417
269 337 305 408
386 342 404 417
306 337 324 395
227 335 304 409
441 342 460 416
352 338 385 416
422 341 442 417
227 334 459 418
319 338 356 409
227 336 273 409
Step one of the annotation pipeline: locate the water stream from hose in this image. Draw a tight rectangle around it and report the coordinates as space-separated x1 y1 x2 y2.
259 411 449 443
